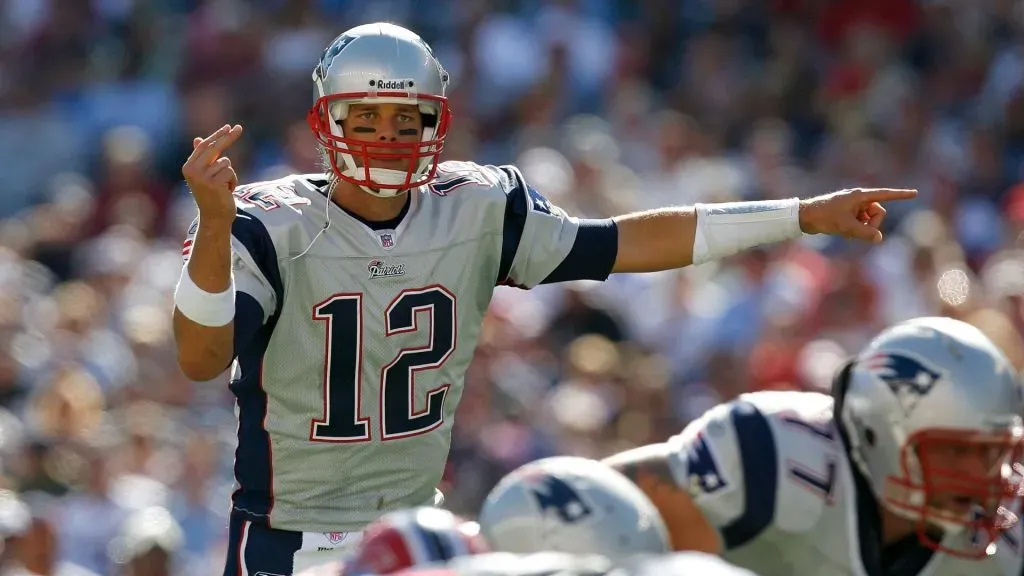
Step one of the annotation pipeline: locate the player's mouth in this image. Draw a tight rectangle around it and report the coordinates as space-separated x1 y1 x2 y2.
943 495 984 515
366 156 415 169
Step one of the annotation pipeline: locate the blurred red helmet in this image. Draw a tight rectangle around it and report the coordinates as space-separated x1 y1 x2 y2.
342 507 488 575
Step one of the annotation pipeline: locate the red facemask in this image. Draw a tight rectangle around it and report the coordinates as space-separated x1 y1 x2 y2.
884 428 1024 559
307 92 452 192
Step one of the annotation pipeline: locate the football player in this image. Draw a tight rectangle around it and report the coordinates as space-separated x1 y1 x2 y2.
171 21 917 575
604 316 1024 575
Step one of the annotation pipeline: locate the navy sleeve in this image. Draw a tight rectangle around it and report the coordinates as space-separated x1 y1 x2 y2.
540 219 618 284
233 293 266 358
495 167 618 286
496 178 529 285
229 209 285 359
230 208 285 315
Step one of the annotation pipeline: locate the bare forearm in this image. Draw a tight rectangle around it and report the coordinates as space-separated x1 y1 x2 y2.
173 218 235 381
610 198 804 274
604 444 722 553
188 218 234 291
611 207 697 273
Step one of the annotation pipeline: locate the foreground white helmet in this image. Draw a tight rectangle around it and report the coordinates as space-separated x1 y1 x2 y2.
836 316 1024 557
478 457 670 563
308 22 451 197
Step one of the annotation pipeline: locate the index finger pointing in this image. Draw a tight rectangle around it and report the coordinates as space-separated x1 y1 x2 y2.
854 188 918 202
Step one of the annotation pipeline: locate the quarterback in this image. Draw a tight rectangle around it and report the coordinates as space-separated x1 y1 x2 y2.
605 316 1024 576
171 22 916 576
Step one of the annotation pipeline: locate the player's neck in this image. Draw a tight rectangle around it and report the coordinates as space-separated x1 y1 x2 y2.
330 179 409 223
879 506 920 546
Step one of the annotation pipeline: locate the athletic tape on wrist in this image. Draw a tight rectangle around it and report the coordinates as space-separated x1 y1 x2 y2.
174 266 236 327
691 198 802 265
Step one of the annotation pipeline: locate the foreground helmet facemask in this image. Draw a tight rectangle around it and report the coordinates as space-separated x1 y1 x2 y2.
882 427 1024 558
838 317 1024 559
307 23 452 198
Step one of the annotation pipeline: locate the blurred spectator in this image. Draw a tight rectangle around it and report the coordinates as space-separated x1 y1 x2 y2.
109 507 182 576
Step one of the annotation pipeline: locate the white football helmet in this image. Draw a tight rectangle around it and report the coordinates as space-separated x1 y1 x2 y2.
836 316 1024 557
308 22 451 197
477 457 670 563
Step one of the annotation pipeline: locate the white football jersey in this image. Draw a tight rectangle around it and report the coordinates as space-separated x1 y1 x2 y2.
665 391 1024 576
182 161 604 532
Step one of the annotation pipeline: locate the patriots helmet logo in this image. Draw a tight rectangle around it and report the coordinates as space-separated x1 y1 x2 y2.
521 471 594 524
864 352 943 415
314 33 355 81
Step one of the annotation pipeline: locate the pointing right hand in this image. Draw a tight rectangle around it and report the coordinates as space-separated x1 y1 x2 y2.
182 124 244 225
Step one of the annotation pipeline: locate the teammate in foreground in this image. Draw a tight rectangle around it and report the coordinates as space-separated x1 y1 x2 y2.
341 507 487 575
171 21 917 576
604 316 1024 575
477 456 670 562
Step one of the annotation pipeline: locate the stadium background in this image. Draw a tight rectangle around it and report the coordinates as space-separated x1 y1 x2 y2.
1 0 1024 573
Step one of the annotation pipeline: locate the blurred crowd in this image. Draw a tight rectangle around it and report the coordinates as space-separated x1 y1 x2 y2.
1 0 1024 574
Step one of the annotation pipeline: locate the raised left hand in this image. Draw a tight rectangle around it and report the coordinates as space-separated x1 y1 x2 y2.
799 188 918 243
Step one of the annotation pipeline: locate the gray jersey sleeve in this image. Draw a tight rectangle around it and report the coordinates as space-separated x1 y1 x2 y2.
181 210 282 325
488 165 582 289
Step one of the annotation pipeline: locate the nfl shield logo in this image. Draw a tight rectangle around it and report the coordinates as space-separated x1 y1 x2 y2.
377 232 395 250
324 531 347 545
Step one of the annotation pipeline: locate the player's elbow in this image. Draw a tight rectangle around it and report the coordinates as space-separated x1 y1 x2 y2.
172 309 234 381
176 353 228 382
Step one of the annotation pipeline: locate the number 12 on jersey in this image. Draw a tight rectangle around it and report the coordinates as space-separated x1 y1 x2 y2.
310 286 456 442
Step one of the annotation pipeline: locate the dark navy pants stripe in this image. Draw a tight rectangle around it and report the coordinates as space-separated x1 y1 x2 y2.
224 511 303 576
720 401 778 549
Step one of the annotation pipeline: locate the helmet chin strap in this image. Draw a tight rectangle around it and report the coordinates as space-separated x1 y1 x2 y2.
344 166 415 197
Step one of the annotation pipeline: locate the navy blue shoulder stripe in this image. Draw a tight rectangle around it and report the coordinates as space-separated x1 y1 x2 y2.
497 168 529 286
720 401 777 550
231 208 284 314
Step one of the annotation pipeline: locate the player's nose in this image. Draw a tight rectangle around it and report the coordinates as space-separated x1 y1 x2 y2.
377 116 400 142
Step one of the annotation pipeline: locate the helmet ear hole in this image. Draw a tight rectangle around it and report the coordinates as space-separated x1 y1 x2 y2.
865 427 877 447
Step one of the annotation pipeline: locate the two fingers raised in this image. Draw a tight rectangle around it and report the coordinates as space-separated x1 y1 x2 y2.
183 124 243 178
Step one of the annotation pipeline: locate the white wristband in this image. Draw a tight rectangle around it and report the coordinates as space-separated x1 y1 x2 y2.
174 266 236 327
691 198 802 266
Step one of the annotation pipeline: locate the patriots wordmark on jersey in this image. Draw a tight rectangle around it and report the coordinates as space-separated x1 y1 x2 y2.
661 390 1024 576
181 162 618 534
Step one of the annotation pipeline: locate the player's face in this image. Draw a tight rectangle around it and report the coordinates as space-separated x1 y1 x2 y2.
919 439 1011 515
341 103 424 170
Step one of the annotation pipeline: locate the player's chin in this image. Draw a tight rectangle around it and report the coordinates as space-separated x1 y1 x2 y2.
372 158 413 169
